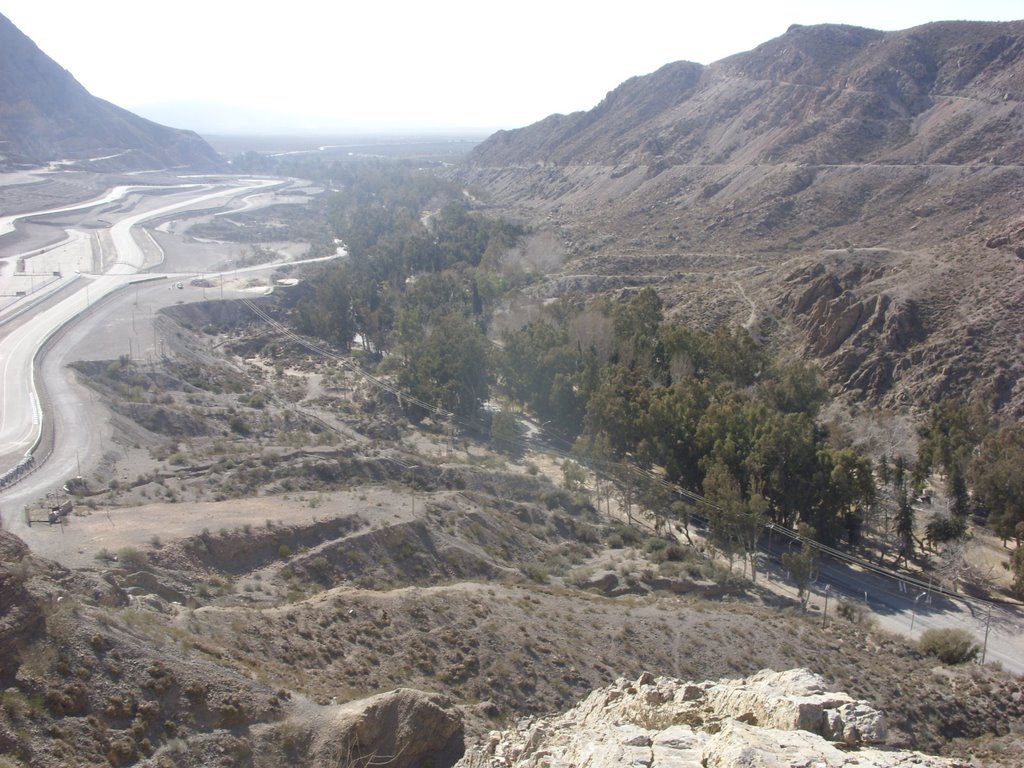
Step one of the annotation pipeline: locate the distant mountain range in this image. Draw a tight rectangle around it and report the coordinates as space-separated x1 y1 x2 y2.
458 21 1024 419
130 100 346 137
130 101 477 137
0 13 225 173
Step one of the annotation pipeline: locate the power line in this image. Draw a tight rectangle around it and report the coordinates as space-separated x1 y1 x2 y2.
240 298 1008 615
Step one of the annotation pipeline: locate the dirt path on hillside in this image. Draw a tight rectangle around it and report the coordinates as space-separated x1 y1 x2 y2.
24 485 416 570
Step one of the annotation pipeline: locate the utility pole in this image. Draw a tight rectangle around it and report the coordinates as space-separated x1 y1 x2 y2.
981 602 993 664
910 591 926 633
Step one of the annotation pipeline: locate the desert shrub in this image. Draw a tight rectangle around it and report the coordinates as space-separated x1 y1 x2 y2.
229 414 252 436
244 392 267 409
656 543 687 563
644 536 668 554
918 628 980 664
117 547 147 567
521 563 549 583
65 476 89 494
278 544 293 559
490 410 520 455
835 600 875 627
574 523 601 545
607 524 642 548
699 560 748 588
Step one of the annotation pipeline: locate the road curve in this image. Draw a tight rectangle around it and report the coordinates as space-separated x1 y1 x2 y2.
0 178 279 483
0 184 201 238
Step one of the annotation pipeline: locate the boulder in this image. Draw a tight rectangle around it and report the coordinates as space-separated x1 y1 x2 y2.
702 668 887 743
261 688 461 768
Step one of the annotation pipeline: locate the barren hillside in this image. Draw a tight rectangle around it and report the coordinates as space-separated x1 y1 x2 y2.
457 21 1024 418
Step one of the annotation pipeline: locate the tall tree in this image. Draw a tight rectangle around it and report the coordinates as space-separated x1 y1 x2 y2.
645 380 710 489
759 360 828 418
970 424 1024 545
500 319 572 416
781 524 819 608
295 265 356 349
819 447 876 546
916 398 988 479
582 364 652 460
398 311 490 420
743 410 820 530
696 388 762 495
611 287 664 371
701 460 766 581
895 484 915 565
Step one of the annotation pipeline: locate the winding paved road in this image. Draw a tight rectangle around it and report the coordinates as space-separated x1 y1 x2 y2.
0 178 279 483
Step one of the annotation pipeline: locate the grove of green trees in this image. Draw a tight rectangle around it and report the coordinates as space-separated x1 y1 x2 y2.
275 156 1022 593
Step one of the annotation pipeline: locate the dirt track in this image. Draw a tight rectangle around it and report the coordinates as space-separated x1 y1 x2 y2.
28 486 414 570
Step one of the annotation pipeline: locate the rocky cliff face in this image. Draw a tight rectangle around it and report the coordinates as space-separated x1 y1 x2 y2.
457 21 1024 417
465 669 962 767
0 13 225 172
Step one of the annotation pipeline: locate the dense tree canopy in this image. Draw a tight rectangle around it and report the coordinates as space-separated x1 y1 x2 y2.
970 424 1024 545
398 311 490 420
916 398 988 479
289 157 881 548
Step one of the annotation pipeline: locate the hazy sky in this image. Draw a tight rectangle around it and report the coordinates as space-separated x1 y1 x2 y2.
3 1 1022 133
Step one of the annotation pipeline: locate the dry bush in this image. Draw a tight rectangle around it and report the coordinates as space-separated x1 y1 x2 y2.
918 628 980 665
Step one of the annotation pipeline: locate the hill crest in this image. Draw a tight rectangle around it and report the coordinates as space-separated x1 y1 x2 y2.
458 20 1024 418
0 13 225 173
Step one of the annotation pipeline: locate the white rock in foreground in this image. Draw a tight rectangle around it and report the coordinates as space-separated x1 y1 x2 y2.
464 669 965 768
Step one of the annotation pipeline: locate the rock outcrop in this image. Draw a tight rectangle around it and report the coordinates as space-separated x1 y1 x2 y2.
466 669 963 767
257 688 462 768
780 257 926 400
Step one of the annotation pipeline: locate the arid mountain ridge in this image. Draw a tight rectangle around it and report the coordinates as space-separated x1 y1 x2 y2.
0 13 224 173
460 21 1024 419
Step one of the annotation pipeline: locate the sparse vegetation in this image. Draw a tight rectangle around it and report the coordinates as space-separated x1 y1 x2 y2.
918 628 981 665
116 546 147 567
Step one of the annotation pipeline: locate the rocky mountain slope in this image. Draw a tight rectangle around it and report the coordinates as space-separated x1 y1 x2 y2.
458 21 1024 419
0 13 225 173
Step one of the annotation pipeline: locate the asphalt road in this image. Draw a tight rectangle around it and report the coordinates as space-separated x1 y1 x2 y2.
762 532 1024 673
0 178 278 480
